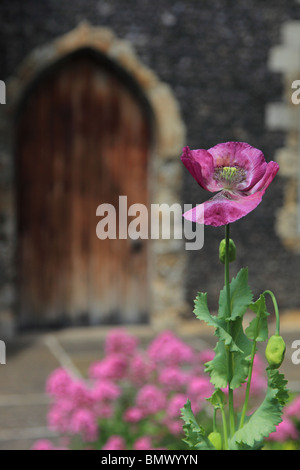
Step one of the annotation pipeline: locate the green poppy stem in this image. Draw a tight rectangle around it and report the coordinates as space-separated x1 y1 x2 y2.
220 403 228 450
213 407 217 433
263 290 280 336
225 224 235 437
239 290 281 429
239 337 257 429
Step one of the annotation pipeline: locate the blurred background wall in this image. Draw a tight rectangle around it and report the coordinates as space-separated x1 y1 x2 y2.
0 0 300 336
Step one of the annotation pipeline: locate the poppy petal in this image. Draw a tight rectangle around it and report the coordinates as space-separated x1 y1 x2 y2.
182 190 266 227
180 146 221 192
247 160 279 195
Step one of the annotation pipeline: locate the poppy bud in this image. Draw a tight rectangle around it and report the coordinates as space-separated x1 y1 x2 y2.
219 238 236 264
265 334 286 369
208 431 222 450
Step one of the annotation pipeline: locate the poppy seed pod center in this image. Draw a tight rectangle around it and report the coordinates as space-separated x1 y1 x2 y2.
213 166 246 188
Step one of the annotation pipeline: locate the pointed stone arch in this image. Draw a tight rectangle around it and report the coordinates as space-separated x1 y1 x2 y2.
10 22 185 159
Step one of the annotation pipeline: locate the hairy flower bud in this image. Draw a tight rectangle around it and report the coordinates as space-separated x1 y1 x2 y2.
265 335 286 369
208 431 222 450
219 238 236 264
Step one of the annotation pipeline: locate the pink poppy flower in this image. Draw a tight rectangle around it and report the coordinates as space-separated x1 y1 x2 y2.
181 142 279 226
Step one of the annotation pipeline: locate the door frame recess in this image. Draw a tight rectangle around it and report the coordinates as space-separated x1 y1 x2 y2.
0 22 186 337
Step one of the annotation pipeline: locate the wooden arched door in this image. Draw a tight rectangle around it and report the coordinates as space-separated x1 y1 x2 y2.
15 49 152 328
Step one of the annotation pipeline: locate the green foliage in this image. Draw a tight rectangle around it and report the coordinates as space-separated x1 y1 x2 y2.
188 267 288 451
230 369 289 449
194 292 244 353
246 294 269 342
218 268 253 321
194 270 253 390
205 330 252 390
181 400 215 450
206 389 226 408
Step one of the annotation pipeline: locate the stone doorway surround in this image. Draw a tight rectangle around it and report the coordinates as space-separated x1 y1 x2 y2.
266 21 300 252
0 22 187 338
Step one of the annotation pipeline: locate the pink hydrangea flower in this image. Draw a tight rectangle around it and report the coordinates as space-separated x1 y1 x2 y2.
166 393 188 419
69 409 98 442
104 328 138 356
89 354 127 381
96 403 114 419
46 368 73 398
252 354 266 374
128 353 155 385
198 349 215 365
286 395 300 420
158 366 188 392
181 142 279 226
133 436 153 450
136 385 166 416
102 435 125 450
187 376 214 412
47 400 75 433
91 380 121 402
123 407 144 423
165 419 183 436
68 380 94 408
248 369 267 396
267 416 298 442
147 330 195 366
32 439 56 451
